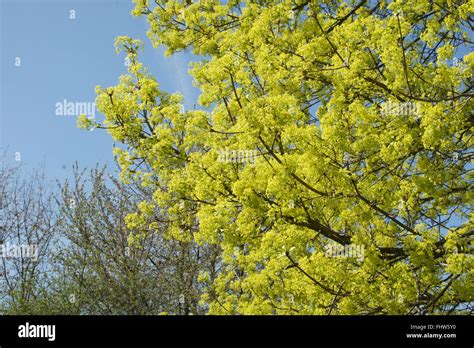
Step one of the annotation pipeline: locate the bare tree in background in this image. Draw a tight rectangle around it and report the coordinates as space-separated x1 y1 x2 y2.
0 155 220 314
0 153 56 314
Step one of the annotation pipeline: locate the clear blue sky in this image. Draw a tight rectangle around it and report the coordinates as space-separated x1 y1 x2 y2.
0 0 199 182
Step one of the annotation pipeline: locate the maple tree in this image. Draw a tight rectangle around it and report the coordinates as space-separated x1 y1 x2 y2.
79 0 474 314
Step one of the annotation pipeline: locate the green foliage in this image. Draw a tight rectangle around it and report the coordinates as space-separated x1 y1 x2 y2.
0 160 219 315
89 0 473 314
50 165 217 315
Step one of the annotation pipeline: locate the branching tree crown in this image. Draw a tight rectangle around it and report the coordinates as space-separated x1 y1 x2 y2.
79 0 474 314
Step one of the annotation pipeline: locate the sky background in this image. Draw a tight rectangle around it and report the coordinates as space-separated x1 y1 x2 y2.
0 0 200 183
1 0 471 185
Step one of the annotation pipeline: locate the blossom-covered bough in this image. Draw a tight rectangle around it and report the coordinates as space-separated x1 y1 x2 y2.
79 0 473 315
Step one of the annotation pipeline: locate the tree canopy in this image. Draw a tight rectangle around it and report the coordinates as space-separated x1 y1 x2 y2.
79 0 474 314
